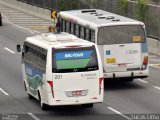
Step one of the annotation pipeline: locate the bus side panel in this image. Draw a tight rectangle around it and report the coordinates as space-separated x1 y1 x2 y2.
23 63 45 100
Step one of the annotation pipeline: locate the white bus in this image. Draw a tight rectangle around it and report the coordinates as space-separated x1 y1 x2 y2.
17 33 104 110
58 9 149 81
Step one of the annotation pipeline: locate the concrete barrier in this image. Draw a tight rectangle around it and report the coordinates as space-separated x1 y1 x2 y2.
147 38 160 55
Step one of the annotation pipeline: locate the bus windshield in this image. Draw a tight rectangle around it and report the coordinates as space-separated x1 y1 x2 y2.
98 25 145 45
52 46 99 73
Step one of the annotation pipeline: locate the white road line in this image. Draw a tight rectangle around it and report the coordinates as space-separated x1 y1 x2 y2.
149 59 160 62
0 88 9 96
107 107 131 120
28 113 40 120
149 55 157 58
4 47 15 54
136 79 149 84
149 64 160 69
2 13 41 35
153 86 160 90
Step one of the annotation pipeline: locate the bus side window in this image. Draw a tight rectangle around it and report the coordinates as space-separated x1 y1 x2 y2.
85 28 90 41
66 21 71 33
37 48 47 73
23 45 28 63
80 26 85 39
62 19 66 32
73 24 76 35
60 18 63 32
75 24 79 37
69 22 71 33
71 22 74 35
78 26 81 38
91 30 95 43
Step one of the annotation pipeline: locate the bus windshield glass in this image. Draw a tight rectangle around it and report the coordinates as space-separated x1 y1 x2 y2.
52 46 99 73
98 25 145 45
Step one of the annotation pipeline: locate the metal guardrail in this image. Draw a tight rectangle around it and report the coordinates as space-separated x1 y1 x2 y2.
17 0 56 10
17 0 159 40
79 0 160 40
17 0 79 11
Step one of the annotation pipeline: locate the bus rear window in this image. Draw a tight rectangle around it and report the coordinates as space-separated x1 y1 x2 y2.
98 25 145 45
52 46 99 73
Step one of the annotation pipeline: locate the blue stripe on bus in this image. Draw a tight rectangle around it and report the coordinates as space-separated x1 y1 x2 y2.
25 63 43 78
141 42 148 53
55 50 93 60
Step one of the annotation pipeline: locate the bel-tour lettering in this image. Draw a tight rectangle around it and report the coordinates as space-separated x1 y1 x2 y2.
65 53 84 58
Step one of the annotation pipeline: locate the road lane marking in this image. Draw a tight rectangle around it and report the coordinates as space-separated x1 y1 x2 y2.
137 79 149 84
149 59 160 62
0 88 9 96
2 14 41 35
149 55 157 58
107 107 130 120
149 64 160 69
28 113 40 120
4 47 15 54
153 86 160 90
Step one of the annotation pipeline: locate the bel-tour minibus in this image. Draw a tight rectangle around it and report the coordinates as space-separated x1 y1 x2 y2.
58 9 149 82
17 32 103 110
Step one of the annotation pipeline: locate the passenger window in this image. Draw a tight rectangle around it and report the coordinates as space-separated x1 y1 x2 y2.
91 30 95 42
62 20 66 32
71 22 75 34
75 24 79 37
60 19 64 32
80 26 85 39
66 21 71 33
86 29 90 41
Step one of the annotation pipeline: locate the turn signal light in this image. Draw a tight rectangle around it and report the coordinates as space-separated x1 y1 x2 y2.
99 77 104 95
47 81 54 97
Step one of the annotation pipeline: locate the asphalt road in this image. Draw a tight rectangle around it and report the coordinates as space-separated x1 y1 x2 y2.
1 5 160 120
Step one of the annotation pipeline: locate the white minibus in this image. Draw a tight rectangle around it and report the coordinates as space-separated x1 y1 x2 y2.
17 32 103 110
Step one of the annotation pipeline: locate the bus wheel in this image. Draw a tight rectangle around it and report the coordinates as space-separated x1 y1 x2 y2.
0 12 2 26
81 103 93 108
121 78 134 82
24 82 27 91
38 91 48 110
28 93 34 99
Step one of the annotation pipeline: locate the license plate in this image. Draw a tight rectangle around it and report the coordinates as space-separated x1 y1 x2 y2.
65 90 88 97
106 58 116 63
118 63 127 68
133 36 141 42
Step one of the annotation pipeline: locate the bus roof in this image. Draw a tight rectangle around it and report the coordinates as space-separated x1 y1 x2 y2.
60 9 144 29
25 32 95 49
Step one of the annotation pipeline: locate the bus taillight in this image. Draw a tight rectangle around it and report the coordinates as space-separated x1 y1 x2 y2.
99 77 104 95
47 81 54 97
143 56 148 65
141 56 148 70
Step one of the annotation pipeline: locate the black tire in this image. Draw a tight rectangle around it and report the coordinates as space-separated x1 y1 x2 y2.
28 93 34 99
0 13 2 26
121 78 134 82
38 91 48 110
81 103 93 108
24 82 27 91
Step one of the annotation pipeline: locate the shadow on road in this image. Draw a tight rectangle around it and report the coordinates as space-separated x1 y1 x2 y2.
104 79 145 91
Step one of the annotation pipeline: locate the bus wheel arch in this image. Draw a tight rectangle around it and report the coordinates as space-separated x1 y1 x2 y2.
38 90 48 110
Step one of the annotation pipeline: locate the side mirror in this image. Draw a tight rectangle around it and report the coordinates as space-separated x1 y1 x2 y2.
17 44 21 52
